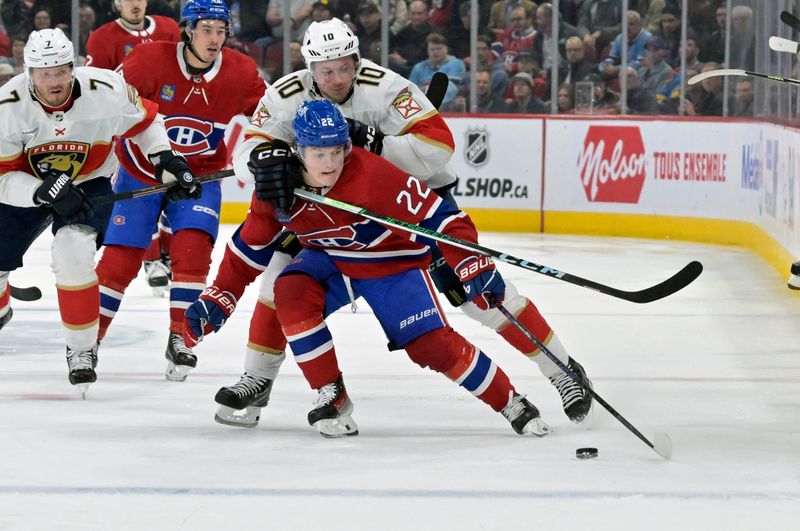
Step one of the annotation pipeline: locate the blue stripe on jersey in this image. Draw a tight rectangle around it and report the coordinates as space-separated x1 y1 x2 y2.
170 286 202 304
231 224 277 269
325 249 431 264
290 326 333 357
460 351 493 393
100 292 122 313
417 200 465 249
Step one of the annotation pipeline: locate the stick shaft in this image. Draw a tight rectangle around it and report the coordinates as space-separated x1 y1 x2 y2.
94 169 235 206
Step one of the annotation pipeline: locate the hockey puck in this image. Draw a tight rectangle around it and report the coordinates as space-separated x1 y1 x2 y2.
576 447 598 459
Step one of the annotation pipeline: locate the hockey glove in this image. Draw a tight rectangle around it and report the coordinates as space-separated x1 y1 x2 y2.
183 285 238 347
34 173 94 224
456 256 506 311
346 118 384 155
248 140 302 212
149 149 201 202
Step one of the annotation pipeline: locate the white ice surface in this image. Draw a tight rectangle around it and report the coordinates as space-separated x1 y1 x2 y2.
1 227 799 530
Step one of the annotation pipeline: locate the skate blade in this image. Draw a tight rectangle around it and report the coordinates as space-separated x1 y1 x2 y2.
214 405 261 428
165 361 192 382
75 382 92 399
521 417 551 437
315 415 359 438
788 277 800 290
572 401 595 428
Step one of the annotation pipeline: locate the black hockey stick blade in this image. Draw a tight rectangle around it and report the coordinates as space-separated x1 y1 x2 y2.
781 11 800 32
294 189 703 303
94 169 235 206
488 294 672 460
10 285 42 301
426 72 449 109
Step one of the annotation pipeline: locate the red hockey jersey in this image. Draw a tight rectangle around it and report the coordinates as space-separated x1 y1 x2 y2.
116 41 266 184
86 16 181 70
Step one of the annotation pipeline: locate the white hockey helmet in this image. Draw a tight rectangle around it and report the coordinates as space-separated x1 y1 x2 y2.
301 18 360 69
24 28 75 70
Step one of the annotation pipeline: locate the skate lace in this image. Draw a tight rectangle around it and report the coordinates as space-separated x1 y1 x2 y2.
67 348 94 370
169 333 193 355
231 373 269 398
313 382 338 408
501 393 527 421
549 372 583 409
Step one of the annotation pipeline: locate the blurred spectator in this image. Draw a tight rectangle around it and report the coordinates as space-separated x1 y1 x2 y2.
688 0 715 42
272 40 307 79
79 3 96 57
532 2 579 72
632 0 665 34
409 33 466 107
599 10 652 80
514 51 548 99
682 62 723 116
700 2 725 63
237 0 271 42
488 0 537 38
267 0 314 42
637 35 672 92
560 35 596 84
622 66 658 114
507 71 547 113
0 31 9 59
356 1 382 59
465 35 509 98
428 0 454 33
2 0 35 37
556 81 575 113
494 5 537 75
358 0 409 36
390 0 435 74
682 30 703 72
328 0 361 25
729 4 754 71
733 78 754 117
0 63 14 86
582 72 619 113
3 33 26 74
655 4 682 67
32 7 53 31
311 1 333 22
447 2 490 59
578 0 623 57
90 0 118 27
475 67 510 113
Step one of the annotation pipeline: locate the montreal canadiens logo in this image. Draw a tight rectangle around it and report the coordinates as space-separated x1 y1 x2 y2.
465 127 489 167
164 115 224 156
577 125 647 204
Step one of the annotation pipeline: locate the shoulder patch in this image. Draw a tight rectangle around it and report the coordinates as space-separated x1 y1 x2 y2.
251 105 271 127
392 88 422 119
126 83 139 104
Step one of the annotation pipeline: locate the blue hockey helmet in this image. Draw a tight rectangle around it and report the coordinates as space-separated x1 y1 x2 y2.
182 0 232 33
293 100 352 153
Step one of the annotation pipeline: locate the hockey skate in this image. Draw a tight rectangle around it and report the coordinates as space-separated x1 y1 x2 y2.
501 393 551 436
165 332 197 382
214 372 274 428
549 357 594 424
308 375 358 438
143 256 171 297
66 343 98 399
788 261 800 290
0 308 12 331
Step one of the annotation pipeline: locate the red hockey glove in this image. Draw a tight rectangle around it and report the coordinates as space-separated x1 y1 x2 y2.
455 256 506 310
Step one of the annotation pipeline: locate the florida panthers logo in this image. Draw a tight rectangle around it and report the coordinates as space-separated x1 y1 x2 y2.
28 142 89 180
300 220 388 250
164 115 225 156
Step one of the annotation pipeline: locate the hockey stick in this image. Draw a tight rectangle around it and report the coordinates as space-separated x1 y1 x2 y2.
426 71 449 109
93 169 235 206
769 36 799 55
10 285 42 302
293 189 703 303
486 293 672 460
688 68 800 87
781 10 800 32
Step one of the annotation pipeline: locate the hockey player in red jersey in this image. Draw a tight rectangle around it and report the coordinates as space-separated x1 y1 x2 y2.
187 99 551 437
94 0 265 381
0 28 197 397
195 18 594 429
86 0 181 70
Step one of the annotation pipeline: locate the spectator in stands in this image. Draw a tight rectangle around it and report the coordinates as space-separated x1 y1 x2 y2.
507 71 547 114
583 72 619 113
356 1 382 59
700 2 725 63
237 0 271 43
78 3 96 57
682 30 703 72
0 63 13 87
267 0 315 43
688 0 716 42
488 0 537 38
633 0 665 35
729 4 754 71
578 0 623 56
514 51 548 100
447 2 490 59
494 5 537 75
428 0 454 33
733 78 754 117
556 82 575 113
655 4 682 67
532 2 578 72
599 10 651 81
6 32 25 74
271 40 307 79
623 66 658 114
409 32 466 107
560 35 596 85
32 7 53 31
1 0 34 37
637 35 672 93
682 62 724 117
475 67 510 113
465 35 509 99
311 1 333 22
390 0 435 75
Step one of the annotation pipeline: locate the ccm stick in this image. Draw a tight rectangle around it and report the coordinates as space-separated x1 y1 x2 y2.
294 189 702 303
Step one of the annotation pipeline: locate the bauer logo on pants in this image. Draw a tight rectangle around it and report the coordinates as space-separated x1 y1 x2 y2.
578 125 646 203
465 127 489 167
28 142 89 181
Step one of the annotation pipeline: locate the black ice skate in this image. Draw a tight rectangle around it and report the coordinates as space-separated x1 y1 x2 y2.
66 344 98 399
143 255 171 297
214 372 274 428
0 308 12 331
308 375 358 438
788 261 800 290
548 357 594 424
165 332 197 382
501 393 551 436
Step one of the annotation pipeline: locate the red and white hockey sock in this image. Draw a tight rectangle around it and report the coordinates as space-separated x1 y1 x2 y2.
57 282 100 349
497 300 570 377
96 245 146 342
169 229 213 334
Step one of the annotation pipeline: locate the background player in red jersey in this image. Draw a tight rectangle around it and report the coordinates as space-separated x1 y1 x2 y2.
94 0 265 382
186 99 552 438
86 0 182 293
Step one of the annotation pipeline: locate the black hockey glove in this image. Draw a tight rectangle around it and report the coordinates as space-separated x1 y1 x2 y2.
346 118 384 155
149 149 201 202
34 173 94 224
248 140 303 212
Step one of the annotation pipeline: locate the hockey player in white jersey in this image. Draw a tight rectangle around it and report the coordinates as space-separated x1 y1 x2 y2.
0 28 198 397
189 18 593 428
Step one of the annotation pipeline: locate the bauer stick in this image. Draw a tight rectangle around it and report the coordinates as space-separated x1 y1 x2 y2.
487 293 673 460
293 189 703 304
93 168 235 206
688 68 800 87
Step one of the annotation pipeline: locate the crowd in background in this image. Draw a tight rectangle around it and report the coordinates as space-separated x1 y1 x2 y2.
0 0 764 117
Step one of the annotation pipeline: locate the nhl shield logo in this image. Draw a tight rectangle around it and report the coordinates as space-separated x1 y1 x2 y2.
465 127 489 167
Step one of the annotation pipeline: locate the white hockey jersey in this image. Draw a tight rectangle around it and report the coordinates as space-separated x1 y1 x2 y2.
0 66 171 207
234 59 456 187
